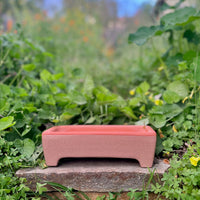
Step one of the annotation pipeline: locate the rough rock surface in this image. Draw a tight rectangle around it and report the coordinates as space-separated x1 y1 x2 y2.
16 158 169 192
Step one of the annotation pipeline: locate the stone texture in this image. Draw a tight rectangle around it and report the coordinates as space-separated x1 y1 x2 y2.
16 158 169 192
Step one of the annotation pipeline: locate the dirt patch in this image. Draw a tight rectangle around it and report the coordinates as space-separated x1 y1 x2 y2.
42 191 167 200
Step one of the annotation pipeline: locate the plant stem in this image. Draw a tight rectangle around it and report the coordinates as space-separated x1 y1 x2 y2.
0 73 16 84
9 67 23 86
0 48 11 67
151 39 169 80
12 126 21 137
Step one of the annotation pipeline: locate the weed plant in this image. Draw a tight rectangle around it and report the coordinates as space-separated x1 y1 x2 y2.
129 3 200 199
1 0 200 199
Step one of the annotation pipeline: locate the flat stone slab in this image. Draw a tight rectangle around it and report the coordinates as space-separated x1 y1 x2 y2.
16 158 169 192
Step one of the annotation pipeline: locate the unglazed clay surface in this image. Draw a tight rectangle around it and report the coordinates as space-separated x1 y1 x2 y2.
42 125 156 167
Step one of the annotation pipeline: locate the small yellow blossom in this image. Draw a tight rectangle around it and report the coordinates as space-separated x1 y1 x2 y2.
148 94 153 100
172 125 178 133
163 151 170 157
190 156 200 166
158 66 164 71
189 89 194 99
52 119 59 123
154 99 163 106
129 89 135 96
182 96 188 104
145 91 150 95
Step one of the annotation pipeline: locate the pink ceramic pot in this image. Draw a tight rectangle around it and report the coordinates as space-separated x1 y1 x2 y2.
42 125 156 168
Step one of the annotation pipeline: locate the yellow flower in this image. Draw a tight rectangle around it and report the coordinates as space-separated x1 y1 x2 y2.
182 96 188 104
154 99 163 106
189 89 194 99
190 156 200 166
172 125 178 133
129 89 135 96
158 66 164 71
148 94 153 100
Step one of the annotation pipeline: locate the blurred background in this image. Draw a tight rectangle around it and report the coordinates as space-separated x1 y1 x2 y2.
0 0 198 96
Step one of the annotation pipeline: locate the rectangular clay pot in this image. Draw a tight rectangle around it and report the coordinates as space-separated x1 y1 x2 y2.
42 125 156 168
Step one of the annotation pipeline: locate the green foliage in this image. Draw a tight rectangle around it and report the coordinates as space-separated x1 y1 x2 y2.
0 135 46 199
129 3 200 199
152 141 200 200
0 116 15 131
1 1 200 199
45 181 89 200
0 174 30 200
129 7 200 45
0 29 154 199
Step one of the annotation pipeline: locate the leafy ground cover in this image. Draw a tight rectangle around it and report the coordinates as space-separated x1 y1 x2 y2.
0 0 200 199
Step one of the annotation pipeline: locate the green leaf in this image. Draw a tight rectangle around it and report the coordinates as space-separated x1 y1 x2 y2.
156 135 164 155
162 104 183 119
71 68 83 77
45 181 69 191
160 7 199 26
183 121 192 130
192 57 200 83
0 98 10 113
14 112 26 128
14 87 28 97
83 75 94 97
98 93 118 104
94 87 118 105
36 183 47 195
129 8 200 46
38 109 55 120
120 107 137 120
129 97 141 107
52 73 64 81
43 52 54 58
30 145 43 162
0 84 11 97
23 138 35 158
24 103 37 112
22 64 36 72
14 138 35 158
167 81 188 98
54 93 68 104
0 116 15 131
128 25 161 45
14 139 24 151
183 51 197 64
163 90 181 104
85 116 96 124
136 81 150 94
60 108 81 121
149 114 166 128
40 94 56 105
21 125 31 136
111 96 127 108
150 104 183 122
67 90 87 105
135 118 149 126
40 69 53 82
183 29 200 44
